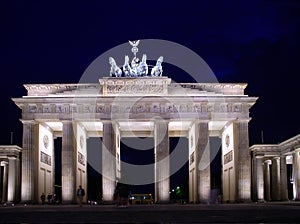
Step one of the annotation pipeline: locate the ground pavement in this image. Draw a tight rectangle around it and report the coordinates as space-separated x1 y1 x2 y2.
1 202 300 223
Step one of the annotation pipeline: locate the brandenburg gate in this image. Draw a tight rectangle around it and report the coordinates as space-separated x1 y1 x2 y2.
12 76 257 204
11 40 258 204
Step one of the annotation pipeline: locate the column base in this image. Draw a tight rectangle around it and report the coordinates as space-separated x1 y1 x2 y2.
20 200 36 205
235 199 252 203
101 200 116 205
61 200 77 205
6 200 20 204
155 200 170 204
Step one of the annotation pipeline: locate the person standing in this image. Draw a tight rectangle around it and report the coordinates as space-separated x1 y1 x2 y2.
41 193 46 205
118 183 129 207
76 185 85 207
47 193 52 205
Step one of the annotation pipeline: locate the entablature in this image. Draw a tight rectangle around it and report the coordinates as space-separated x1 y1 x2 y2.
250 134 300 157
22 78 250 97
13 96 256 117
0 145 22 158
15 102 253 121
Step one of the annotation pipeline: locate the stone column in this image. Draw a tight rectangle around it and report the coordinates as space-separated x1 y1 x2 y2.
195 121 210 203
21 121 37 203
61 121 76 203
52 137 55 197
102 122 116 203
280 155 288 201
0 163 2 200
15 157 21 202
1 161 8 203
271 157 281 201
154 120 169 203
293 151 300 200
234 121 251 201
252 155 264 201
7 157 17 202
263 160 271 201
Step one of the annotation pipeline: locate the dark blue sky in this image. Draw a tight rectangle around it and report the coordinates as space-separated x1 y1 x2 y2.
0 0 299 146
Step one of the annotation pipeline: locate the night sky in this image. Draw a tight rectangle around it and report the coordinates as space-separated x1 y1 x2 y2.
0 1 299 147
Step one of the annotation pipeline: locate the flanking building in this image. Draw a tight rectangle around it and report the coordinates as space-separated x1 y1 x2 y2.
0 145 21 203
251 134 300 201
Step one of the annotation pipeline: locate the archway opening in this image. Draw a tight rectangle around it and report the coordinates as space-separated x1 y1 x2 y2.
210 136 222 203
54 137 62 203
87 137 102 202
120 137 155 197
170 137 189 203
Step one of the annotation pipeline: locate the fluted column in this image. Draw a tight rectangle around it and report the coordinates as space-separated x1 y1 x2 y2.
252 155 264 201
263 160 271 201
195 121 210 203
15 157 21 202
7 157 17 202
61 121 76 203
293 151 300 200
1 161 8 203
102 122 116 203
280 155 288 201
234 121 251 201
52 137 56 197
154 120 169 203
21 121 37 202
271 157 281 201
0 163 2 200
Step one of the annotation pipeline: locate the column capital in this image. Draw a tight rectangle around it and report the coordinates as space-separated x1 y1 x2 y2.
1 161 8 166
102 120 112 124
102 120 119 128
294 149 300 153
264 159 272 165
193 119 209 125
255 154 265 159
61 120 74 124
234 119 251 123
20 119 38 124
154 118 169 124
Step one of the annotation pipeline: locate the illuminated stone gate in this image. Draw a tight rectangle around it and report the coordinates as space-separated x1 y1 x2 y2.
13 76 257 204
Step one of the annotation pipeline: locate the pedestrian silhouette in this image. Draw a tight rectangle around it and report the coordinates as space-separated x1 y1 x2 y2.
115 183 129 207
47 193 52 204
41 193 46 205
76 185 85 207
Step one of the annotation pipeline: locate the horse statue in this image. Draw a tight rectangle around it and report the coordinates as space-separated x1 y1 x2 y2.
151 56 163 76
138 54 148 76
122 55 132 77
109 57 122 77
131 57 140 77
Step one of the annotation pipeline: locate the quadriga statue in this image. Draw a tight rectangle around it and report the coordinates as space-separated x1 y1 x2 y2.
151 56 163 77
109 57 122 77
